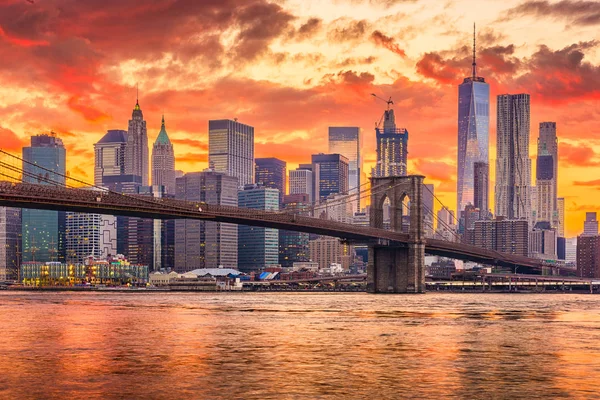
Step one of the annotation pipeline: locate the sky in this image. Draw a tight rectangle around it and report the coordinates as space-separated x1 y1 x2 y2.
0 0 599 237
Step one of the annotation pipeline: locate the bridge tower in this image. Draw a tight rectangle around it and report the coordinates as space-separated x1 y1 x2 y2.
368 175 426 293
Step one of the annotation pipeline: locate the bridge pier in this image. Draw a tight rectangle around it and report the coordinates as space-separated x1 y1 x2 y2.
368 175 426 294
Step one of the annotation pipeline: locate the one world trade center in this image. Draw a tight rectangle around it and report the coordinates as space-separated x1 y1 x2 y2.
457 25 490 215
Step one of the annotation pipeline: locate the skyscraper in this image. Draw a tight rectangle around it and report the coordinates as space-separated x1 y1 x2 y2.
473 162 489 217
289 168 314 204
174 171 238 272
209 119 254 187
152 115 175 195
495 93 531 220
255 158 286 206
536 122 558 227
583 212 598 236
238 185 279 272
312 153 349 203
65 205 117 264
125 97 149 186
457 26 490 213
279 194 310 268
0 207 21 280
557 197 565 237
373 108 408 178
94 129 128 187
329 127 361 211
22 134 66 263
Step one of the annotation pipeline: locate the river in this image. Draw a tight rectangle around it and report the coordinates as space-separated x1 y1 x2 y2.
1 292 599 399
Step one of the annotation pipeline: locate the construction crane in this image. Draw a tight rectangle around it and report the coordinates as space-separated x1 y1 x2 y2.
371 93 394 129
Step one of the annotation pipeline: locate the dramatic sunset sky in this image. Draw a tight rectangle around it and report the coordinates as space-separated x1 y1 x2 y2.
0 0 599 236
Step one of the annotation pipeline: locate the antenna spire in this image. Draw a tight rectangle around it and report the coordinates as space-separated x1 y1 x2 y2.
472 23 477 79
136 83 139 105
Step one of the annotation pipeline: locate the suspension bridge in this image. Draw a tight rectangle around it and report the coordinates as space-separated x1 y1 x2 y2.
0 149 564 293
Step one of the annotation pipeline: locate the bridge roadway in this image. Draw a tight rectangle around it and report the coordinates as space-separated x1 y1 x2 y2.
0 181 558 273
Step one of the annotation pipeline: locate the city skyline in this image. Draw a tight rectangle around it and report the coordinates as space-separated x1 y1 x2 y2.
0 1 599 237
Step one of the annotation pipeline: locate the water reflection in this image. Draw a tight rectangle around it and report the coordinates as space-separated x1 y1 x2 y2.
1 293 600 399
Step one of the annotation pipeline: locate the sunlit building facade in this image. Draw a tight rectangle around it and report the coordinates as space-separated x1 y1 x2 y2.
126 98 149 186
289 168 314 204
373 109 408 178
209 119 254 187
329 127 361 211
536 122 558 227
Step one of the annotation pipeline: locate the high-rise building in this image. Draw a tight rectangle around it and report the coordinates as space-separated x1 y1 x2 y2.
174 171 238 272
473 162 489 216
279 194 310 268
577 235 600 278
373 108 408 178
65 209 117 264
125 97 149 186
22 134 66 263
557 197 565 237
238 185 279 272
457 26 490 214
583 212 598 236
565 237 577 264
474 218 529 256
329 127 361 211
0 207 21 280
289 168 314 204
94 129 128 187
209 119 254 187
536 122 558 227
495 94 531 221
309 236 353 270
255 158 286 206
152 115 175 195
312 153 349 203
529 221 557 259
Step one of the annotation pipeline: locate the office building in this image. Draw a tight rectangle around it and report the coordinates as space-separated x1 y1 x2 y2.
457 27 490 213
583 212 598 236
94 129 128 187
65 209 117 264
495 94 531 221
577 235 600 278
557 197 565 237
473 162 489 217
329 127 361 211
473 218 529 257
175 171 238 272
373 107 408 178
279 194 310 268
309 236 353 270
312 153 349 203
151 115 176 195
209 119 254 187
565 237 577 264
536 122 558 227
238 185 279 272
255 158 286 206
125 97 149 186
289 168 314 204
0 207 21 280
529 221 556 259
22 134 66 263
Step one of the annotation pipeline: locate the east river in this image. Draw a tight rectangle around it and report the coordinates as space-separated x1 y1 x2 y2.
1 292 600 399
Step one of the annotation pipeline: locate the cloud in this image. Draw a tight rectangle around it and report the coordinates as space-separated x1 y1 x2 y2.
502 0 600 26
559 142 600 167
412 160 455 182
573 179 600 187
370 30 407 57
0 126 26 151
293 18 322 40
327 18 370 42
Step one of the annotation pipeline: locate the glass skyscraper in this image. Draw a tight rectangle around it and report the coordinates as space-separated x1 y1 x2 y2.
255 157 286 206
209 119 254 187
329 127 361 212
457 28 490 214
22 134 66 262
311 153 349 203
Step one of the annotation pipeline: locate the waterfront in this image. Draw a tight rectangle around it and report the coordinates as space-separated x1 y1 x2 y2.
1 293 600 399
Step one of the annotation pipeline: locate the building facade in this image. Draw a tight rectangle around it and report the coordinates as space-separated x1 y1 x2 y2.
94 129 128 187
208 119 254 187
125 98 149 186
373 109 408 178
577 235 600 278
255 158 286 206
457 30 490 214
557 197 565 237
22 134 66 263
583 212 598 236
238 185 279 272
279 194 310 268
309 236 353 271
312 153 349 203
536 122 558 227
329 127 361 211
473 219 529 257
174 171 238 272
0 207 21 280
151 115 176 196
65 209 117 264
495 94 531 221
473 161 489 217
289 168 314 204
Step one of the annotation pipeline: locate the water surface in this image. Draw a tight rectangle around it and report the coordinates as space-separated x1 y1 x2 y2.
1 292 599 399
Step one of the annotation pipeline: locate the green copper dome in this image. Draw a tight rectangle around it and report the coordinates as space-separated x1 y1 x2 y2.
155 115 171 145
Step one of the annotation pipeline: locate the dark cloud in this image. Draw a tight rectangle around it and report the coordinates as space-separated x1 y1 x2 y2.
370 30 406 57
502 0 600 26
573 179 600 187
294 18 322 40
327 18 370 42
